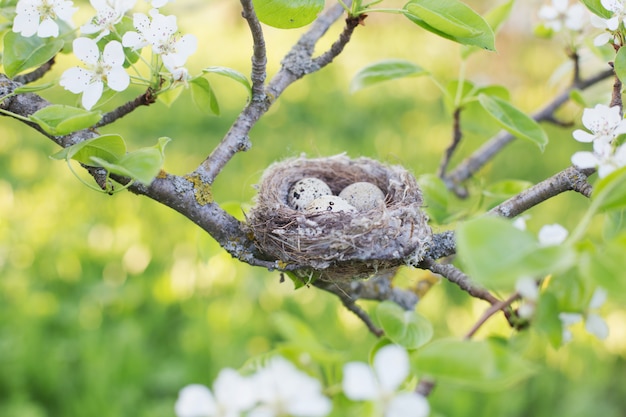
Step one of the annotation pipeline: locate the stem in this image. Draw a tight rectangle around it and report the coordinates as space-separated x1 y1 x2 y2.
464 292 519 339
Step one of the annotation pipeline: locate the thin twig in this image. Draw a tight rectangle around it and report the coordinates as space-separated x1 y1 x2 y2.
341 297 384 337
464 292 519 339
438 107 463 178
444 67 614 192
14 58 55 84
609 67 622 113
421 258 500 305
94 89 156 128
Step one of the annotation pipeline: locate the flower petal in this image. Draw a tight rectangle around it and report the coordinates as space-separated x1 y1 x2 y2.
174 384 216 417
60 67 92 94
572 130 595 143
342 362 378 401
559 312 583 326
589 287 608 309
386 393 430 417
102 40 125 67
585 313 609 340
515 277 539 301
538 224 568 246
37 18 59 37
374 345 409 393
213 368 256 412
571 151 599 169
82 81 104 110
73 37 100 65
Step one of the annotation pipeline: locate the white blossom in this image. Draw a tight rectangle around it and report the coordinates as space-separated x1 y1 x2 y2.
591 0 626 44
249 356 331 417
81 0 136 41
175 369 256 417
342 345 430 417
149 0 173 7
538 0 587 32
559 287 609 342
572 140 626 178
122 9 197 73
538 223 569 246
573 105 626 144
515 277 539 319
60 37 130 110
13 0 77 38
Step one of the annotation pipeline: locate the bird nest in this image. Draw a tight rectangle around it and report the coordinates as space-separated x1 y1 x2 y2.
245 154 432 283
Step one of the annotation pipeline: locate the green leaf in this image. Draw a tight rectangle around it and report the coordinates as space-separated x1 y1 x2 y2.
252 0 324 29
412 339 536 391
13 82 55 94
580 0 612 18
3 32 63 78
534 292 564 348
417 174 449 224
403 0 496 51
478 93 548 151
569 89 587 107
615 47 626 85
376 301 433 349
203 66 252 97
592 166 626 212
456 217 537 289
29 105 102 136
455 217 577 291
350 59 429 93
461 0 514 59
50 134 127 166
91 137 170 185
190 77 220 116
581 235 626 302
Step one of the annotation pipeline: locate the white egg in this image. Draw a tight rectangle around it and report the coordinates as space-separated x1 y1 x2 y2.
338 182 386 211
287 177 333 211
305 195 357 214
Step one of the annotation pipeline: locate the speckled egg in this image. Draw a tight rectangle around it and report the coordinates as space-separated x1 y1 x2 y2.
287 177 333 211
338 182 386 211
305 195 357 214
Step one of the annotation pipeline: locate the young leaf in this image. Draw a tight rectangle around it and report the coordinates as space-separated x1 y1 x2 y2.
203 66 252 98
615 47 626 86
412 339 536 391
190 77 220 116
13 82 56 94
417 174 449 224
591 166 626 212
3 32 64 78
376 301 433 349
478 93 548 151
50 134 126 165
580 0 612 18
91 137 170 184
350 59 428 93
252 0 324 29
29 105 102 136
403 0 496 51
461 0 514 59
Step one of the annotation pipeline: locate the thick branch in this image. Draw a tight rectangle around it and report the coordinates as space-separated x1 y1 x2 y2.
488 165 593 217
444 67 613 190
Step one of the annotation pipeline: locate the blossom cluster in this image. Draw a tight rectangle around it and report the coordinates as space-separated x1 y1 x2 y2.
12 0 196 110
571 104 626 177
175 346 429 417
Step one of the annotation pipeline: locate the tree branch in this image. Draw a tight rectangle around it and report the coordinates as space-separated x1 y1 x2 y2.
240 0 267 98
421 258 500 305
14 58 55 84
95 88 157 128
444 67 613 193
488 165 593 217
438 107 463 178
196 2 352 183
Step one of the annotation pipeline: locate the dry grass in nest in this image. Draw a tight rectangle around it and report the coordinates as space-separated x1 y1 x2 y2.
245 154 432 282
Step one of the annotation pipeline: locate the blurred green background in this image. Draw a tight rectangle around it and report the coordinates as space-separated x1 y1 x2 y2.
1 0 626 416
